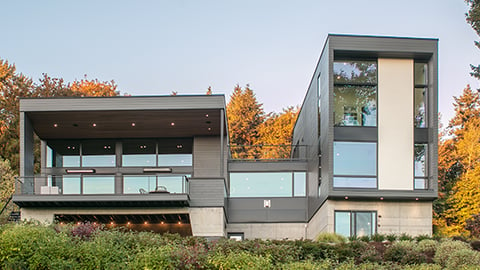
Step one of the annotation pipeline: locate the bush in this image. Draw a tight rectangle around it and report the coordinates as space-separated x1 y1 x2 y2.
278 259 334 270
386 234 397 242
445 248 480 270
465 214 480 238
471 240 480 251
315 232 346 244
208 251 272 269
370 233 385 242
433 239 471 267
383 241 427 265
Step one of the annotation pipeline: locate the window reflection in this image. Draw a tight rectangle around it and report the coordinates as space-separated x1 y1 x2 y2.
122 140 156 167
230 172 306 197
83 176 115 194
158 154 192 166
335 211 376 237
414 144 428 190
123 175 189 194
62 175 81 194
334 86 376 126
333 61 377 84
82 141 115 167
414 62 428 127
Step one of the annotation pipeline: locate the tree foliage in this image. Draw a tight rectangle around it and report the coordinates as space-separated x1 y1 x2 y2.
436 86 480 237
466 0 480 79
0 58 119 175
227 84 265 159
0 157 17 222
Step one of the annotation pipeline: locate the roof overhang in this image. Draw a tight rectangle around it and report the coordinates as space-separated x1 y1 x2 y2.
20 95 227 139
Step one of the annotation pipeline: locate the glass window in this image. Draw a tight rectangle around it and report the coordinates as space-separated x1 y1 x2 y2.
334 61 377 84
335 211 376 237
122 140 156 167
47 141 81 167
158 154 192 166
157 175 187 193
414 144 428 190
83 176 115 194
123 175 157 194
334 86 377 126
230 172 294 197
414 63 428 86
294 172 306 196
414 87 427 128
335 212 351 237
333 177 376 188
334 142 376 176
62 175 81 194
82 141 116 167
414 62 428 128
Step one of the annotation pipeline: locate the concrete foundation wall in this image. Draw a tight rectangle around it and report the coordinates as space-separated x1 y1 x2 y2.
308 200 432 238
227 223 306 240
189 207 225 237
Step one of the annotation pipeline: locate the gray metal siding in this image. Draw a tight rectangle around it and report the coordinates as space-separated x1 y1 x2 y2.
189 178 225 207
193 136 222 178
20 95 226 112
228 161 307 172
228 197 307 222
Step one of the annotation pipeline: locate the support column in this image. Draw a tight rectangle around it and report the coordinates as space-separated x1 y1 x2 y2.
20 112 35 194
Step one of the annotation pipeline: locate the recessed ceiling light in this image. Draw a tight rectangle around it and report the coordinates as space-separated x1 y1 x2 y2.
131 122 136 127
53 123 58 127
171 122 175 126
208 127 212 131
92 123 97 127
144 221 148 225
176 144 183 149
205 114 209 118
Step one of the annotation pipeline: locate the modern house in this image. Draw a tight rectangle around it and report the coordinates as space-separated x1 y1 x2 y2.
13 34 438 240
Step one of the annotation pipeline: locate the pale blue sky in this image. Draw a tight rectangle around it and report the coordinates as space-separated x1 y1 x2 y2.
1 0 478 125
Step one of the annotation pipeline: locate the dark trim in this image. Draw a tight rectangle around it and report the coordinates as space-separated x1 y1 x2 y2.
334 127 378 141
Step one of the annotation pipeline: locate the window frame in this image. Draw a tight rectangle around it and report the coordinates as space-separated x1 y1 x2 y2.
334 210 377 237
333 59 378 127
333 141 378 189
414 61 428 128
414 143 428 190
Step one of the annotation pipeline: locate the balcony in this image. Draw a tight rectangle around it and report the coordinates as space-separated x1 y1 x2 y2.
13 175 190 208
228 145 307 162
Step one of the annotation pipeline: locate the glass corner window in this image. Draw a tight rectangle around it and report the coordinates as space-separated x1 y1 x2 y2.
334 86 377 127
82 140 116 167
333 61 377 84
122 140 156 167
414 62 428 128
47 141 81 167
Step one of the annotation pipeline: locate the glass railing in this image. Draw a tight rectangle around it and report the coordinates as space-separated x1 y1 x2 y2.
228 145 307 161
15 175 189 196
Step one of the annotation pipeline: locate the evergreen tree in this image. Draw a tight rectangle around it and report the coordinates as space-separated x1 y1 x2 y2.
226 84 264 159
444 118 480 236
466 0 480 79
257 107 299 159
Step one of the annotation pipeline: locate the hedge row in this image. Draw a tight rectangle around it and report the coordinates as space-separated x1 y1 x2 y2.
0 223 479 269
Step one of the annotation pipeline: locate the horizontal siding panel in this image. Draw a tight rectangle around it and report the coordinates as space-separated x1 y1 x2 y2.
189 179 225 207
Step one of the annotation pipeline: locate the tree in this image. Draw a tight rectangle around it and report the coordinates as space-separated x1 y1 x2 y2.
466 0 480 79
257 107 299 159
70 75 118 97
226 84 264 159
0 157 17 222
435 86 480 236
443 118 480 237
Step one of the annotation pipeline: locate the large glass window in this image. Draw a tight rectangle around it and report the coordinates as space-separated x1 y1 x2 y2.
122 140 156 167
123 175 189 194
414 62 428 128
83 176 115 194
62 175 81 194
47 141 81 167
414 144 428 189
334 60 377 127
158 154 192 166
335 211 376 237
333 142 377 188
82 141 116 167
230 172 306 197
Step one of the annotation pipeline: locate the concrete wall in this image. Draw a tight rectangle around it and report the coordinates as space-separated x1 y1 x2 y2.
189 207 225 237
227 223 306 240
308 200 432 238
378 58 414 190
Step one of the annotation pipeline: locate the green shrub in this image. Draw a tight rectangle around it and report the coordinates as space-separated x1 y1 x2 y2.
383 240 427 265
402 264 442 270
414 234 433 242
433 239 471 267
371 233 385 242
386 234 397 242
315 232 346 244
208 251 272 269
278 259 334 270
358 235 371 242
130 245 176 269
398 233 413 241
444 248 480 270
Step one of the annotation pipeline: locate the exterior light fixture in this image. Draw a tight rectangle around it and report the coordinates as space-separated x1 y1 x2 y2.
178 221 181 225
208 127 212 131
92 123 97 127
53 123 58 127
127 221 131 225
66 169 95 174
110 221 114 225
205 114 209 118
170 122 175 126
144 221 148 225
143 168 172 173
176 144 183 149
131 122 136 127
161 221 164 225
344 196 348 200
380 197 384 200
415 198 419 201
